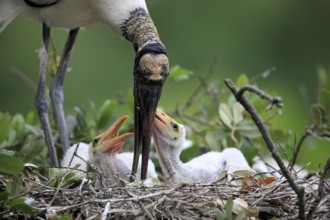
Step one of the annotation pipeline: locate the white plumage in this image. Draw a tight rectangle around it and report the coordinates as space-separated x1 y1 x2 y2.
0 0 169 177
0 0 148 32
152 109 253 184
61 115 158 184
61 142 158 180
61 142 89 178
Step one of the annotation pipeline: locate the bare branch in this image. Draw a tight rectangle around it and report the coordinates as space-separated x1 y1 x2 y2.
292 125 315 166
307 156 330 219
224 78 306 220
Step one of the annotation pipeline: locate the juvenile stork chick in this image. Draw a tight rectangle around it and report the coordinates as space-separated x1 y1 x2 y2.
152 110 252 185
89 115 157 186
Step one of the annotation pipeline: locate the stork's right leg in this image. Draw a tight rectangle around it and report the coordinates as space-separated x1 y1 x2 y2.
35 23 59 167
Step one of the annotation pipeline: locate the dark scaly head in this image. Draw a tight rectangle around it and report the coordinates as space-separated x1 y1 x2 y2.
122 8 169 180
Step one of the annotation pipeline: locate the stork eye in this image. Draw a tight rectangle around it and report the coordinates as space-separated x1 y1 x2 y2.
93 138 100 146
172 123 178 131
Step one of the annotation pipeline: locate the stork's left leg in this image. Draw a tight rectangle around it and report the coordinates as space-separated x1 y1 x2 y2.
50 28 79 152
35 23 59 166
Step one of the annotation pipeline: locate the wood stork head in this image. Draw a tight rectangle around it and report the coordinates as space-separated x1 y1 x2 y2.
123 8 170 180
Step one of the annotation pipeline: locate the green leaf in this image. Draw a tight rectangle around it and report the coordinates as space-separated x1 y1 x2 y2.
318 88 330 116
20 137 45 162
215 208 224 220
236 74 249 88
0 112 12 143
8 197 25 206
0 153 24 176
55 216 73 220
180 144 200 162
317 65 328 88
25 124 43 136
0 191 9 201
97 99 118 130
219 103 233 129
205 130 227 151
48 168 63 187
62 171 80 186
168 65 193 82
311 104 326 125
8 197 36 215
25 111 36 124
11 114 26 138
225 197 234 219
13 203 36 215
7 176 23 196
232 102 244 125
74 107 88 131
236 121 260 139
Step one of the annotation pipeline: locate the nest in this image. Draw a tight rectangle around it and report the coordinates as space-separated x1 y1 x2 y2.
1 165 329 220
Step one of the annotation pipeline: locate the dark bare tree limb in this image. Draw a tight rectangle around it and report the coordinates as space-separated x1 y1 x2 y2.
224 78 306 220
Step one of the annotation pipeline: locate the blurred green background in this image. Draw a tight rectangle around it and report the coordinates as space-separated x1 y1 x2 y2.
0 1 329 168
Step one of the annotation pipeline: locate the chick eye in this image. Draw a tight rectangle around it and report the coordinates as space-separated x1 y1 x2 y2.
93 138 100 146
172 123 178 131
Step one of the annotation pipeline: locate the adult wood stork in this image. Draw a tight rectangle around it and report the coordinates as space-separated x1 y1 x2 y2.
152 109 252 184
0 0 169 179
61 115 158 184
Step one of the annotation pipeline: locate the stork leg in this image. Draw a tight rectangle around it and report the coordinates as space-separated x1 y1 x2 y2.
50 28 79 152
35 23 59 167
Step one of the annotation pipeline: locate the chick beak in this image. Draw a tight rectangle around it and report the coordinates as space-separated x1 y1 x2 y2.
97 115 133 153
131 44 169 180
153 109 169 130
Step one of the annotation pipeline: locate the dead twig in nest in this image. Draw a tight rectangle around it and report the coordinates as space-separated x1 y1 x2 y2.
1 169 329 219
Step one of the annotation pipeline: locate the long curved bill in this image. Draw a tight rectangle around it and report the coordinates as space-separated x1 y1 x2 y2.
131 44 169 181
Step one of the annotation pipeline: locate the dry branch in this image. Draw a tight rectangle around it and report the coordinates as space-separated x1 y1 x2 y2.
224 79 306 220
1 170 329 219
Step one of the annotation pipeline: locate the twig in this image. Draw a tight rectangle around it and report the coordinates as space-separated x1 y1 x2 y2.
10 67 37 91
292 125 315 166
307 156 330 219
138 200 155 219
52 185 182 213
237 85 283 110
250 66 276 83
101 202 110 220
224 79 306 220
180 58 218 111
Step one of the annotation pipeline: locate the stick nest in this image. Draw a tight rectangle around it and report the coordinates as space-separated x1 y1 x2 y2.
1 166 329 220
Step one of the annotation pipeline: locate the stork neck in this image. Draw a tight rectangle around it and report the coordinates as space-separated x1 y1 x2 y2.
122 8 163 51
153 135 194 183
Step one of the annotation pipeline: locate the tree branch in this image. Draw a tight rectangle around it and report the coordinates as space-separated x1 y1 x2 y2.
291 125 315 166
224 79 306 220
307 156 330 219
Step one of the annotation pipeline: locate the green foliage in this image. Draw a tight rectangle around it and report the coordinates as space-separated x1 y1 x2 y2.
168 65 193 82
0 179 37 215
0 66 329 217
236 73 249 88
48 167 81 187
0 153 24 176
96 99 118 129
0 112 12 144
215 197 245 220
